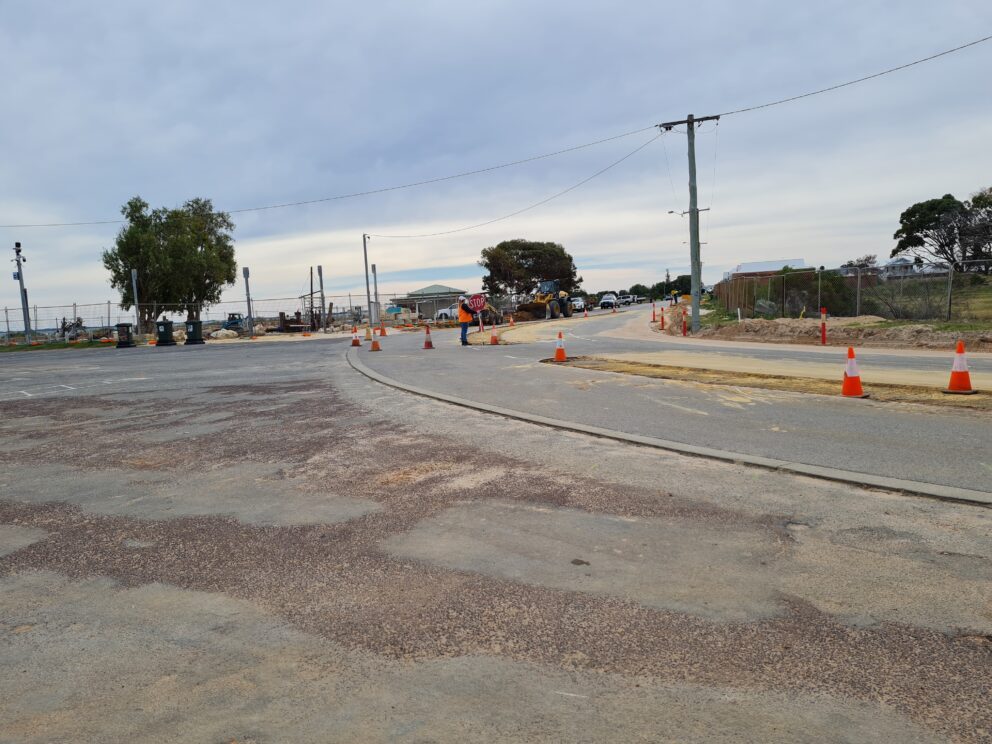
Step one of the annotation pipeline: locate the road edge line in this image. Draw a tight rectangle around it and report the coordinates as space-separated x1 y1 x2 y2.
346 348 991 508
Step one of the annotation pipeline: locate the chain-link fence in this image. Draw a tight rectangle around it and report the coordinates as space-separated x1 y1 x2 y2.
714 260 992 322
1 290 448 344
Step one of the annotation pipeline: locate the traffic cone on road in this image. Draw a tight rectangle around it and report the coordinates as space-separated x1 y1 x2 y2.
379 321 387 337
944 341 976 394
351 326 361 347
365 325 373 341
583 307 588 318
370 335 382 352
553 331 567 362
841 347 869 398
423 325 434 350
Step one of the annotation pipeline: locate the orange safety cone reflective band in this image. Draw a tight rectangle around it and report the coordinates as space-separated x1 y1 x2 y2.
841 347 869 398
944 340 976 394
423 326 434 350
553 331 567 362
351 326 361 346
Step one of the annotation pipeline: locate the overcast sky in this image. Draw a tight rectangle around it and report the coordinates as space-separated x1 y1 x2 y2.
2 0 990 311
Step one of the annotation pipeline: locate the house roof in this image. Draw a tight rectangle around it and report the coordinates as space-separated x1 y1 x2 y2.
407 284 468 296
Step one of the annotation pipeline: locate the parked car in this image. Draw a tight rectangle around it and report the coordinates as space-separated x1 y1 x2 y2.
599 293 618 309
570 297 585 312
634 296 648 304
434 304 459 321
620 294 634 305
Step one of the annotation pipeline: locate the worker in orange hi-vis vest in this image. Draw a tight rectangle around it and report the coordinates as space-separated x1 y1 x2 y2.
457 295 474 347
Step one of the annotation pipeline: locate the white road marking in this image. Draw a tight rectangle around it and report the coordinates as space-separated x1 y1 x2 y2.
19 391 32 397
552 691 589 699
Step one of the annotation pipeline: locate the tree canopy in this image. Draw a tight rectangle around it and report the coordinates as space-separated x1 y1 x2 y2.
102 196 237 329
479 239 582 296
892 188 991 271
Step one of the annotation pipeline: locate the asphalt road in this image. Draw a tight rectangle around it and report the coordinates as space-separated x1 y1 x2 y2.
2 336 991 742
356 308 992 494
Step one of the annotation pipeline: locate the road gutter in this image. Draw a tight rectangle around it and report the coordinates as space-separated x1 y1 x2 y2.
346 348 991 508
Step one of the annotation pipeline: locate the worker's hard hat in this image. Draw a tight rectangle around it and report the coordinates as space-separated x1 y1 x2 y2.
559 291 567 298
458 295 466 300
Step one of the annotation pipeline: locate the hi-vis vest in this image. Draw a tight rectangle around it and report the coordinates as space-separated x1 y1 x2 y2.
458 303 473 323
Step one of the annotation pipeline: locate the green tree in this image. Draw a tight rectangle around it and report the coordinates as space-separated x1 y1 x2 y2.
102 196 237 331
892 194 968 269
961 187 992 271
842 254 877 269
670 274 692 295
480 239 582 295
628 283 650 298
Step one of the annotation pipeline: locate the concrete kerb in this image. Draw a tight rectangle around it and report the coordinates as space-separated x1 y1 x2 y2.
346 348 992 509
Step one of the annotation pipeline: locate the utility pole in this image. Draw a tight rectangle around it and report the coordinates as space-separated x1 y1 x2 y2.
12 242 31 343
317 265 327 331
309 266 315 330
130 268 140 333
243 266 254 336
659 114 719 333
371 263 380 326
362 233 373 325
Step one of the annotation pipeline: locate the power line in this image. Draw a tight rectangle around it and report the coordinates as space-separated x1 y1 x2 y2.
0 125 656 229
2 32 989 230
719 33 992 116
370 134 662 239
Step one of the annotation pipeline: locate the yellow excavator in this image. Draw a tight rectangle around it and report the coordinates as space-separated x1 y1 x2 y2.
516 280 573 320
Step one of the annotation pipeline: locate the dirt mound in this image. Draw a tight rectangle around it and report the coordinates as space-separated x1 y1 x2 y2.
694 317 992 351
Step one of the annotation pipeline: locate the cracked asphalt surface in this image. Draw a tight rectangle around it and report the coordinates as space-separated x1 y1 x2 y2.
0 339 990 743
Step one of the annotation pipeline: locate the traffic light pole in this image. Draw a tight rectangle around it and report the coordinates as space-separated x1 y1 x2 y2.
659 114 719 334
12 242 31 343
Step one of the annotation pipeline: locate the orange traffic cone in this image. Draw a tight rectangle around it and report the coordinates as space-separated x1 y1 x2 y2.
423 326 434 350
944 340 976 394
490 325 499 345
583 308 588 318
553 331 567 362
652 304 657 322
379 321 387 337
370 335 382 352
508 314 516 327
612 304 617 314
841 347 869 398
365 325 373 341
351 326 361 346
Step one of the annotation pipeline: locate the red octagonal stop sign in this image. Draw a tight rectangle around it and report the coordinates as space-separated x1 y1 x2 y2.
467 294 486 312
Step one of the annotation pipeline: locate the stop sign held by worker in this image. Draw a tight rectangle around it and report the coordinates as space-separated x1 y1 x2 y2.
468 294 486 312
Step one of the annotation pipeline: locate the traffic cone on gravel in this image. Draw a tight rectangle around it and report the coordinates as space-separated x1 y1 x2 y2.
944 341 976 394
423 326 434 350
553 331 567 362
351 327 361 346
490 325 499 345
841 347 868 398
